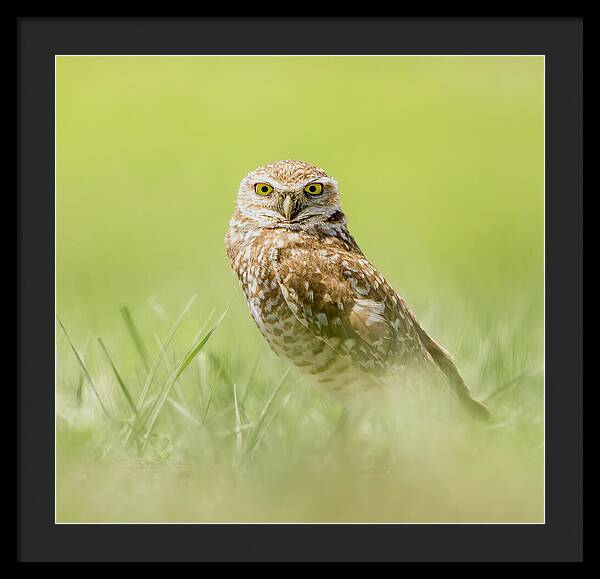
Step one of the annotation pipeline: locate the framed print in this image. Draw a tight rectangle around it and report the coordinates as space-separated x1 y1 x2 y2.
18 17 582 562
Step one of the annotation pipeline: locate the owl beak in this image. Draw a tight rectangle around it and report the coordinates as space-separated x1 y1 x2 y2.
281 195 294 221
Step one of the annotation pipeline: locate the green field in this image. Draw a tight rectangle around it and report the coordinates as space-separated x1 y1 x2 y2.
56 56 544 523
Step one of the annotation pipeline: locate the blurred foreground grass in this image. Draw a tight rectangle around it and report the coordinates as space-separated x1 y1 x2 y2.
56 56 543 523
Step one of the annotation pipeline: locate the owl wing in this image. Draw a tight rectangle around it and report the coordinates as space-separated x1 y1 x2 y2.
273 244 426 375
274 240 490 419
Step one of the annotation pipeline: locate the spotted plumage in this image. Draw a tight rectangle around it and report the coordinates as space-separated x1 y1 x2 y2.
225 160 490 420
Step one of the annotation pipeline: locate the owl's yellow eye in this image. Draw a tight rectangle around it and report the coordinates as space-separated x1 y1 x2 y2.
255 183 273 196
304 183 323 196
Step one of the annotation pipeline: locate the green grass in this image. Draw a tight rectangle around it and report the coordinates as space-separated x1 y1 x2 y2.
56 289 543 523
56 56 543 523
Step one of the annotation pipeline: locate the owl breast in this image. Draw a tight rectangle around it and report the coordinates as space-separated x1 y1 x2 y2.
226 226 366 394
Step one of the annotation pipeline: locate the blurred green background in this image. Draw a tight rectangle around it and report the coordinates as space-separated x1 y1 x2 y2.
56 56 544 523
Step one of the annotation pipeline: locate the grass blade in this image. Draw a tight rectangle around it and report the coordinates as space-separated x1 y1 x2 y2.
134 295 197 412
120 305 151 372
124 294 198 446
141 308 229 452
208 351 234 392
166 397 201 426
241 354 262 407
75 373 84 407
251 390 293 456
97 337 137 415
57 318 112 419
232 383 242 462
483 369 533 404
200 356 226 427
240 368 290 463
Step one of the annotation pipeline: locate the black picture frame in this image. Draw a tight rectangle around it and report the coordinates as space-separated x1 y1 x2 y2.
17 17 582 562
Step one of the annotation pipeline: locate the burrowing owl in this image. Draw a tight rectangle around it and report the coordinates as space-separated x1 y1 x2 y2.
225 160 490 420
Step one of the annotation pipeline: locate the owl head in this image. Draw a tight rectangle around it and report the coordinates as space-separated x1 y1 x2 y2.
235 160 341 228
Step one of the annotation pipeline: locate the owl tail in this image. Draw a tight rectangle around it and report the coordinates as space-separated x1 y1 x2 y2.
412 319 491 422
430 349 491 422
